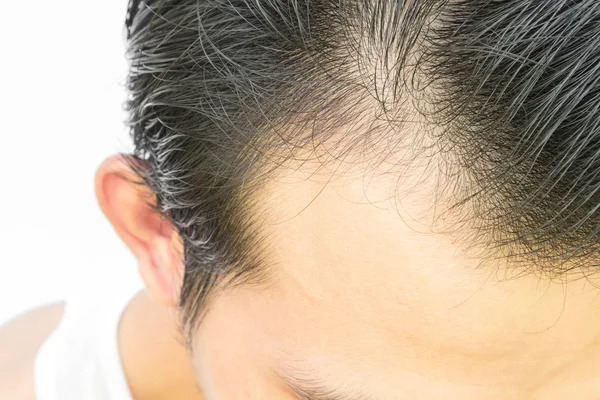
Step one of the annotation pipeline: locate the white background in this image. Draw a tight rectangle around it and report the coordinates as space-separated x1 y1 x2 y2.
0 1 142 326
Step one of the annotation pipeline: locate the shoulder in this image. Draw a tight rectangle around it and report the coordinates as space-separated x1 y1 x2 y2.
0 303 65 400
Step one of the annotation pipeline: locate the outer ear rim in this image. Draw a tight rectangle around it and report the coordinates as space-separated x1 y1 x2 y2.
95 154 183 308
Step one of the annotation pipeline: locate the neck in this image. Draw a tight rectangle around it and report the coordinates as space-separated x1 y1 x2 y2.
118 291 204 400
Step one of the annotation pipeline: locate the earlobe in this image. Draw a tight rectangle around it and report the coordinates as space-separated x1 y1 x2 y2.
95 155 184 308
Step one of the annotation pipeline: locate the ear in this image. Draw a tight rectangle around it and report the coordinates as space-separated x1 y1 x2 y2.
95 154 184 308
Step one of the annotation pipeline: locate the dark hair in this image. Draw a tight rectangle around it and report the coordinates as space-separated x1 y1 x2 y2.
124 0 600 337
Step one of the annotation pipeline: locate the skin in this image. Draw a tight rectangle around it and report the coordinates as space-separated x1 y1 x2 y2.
98 152 600 399
3 150 600 399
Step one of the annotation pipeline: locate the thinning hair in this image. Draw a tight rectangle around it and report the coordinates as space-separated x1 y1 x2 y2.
124 0 600 336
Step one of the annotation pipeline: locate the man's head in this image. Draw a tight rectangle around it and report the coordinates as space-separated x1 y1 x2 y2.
97 0 600 397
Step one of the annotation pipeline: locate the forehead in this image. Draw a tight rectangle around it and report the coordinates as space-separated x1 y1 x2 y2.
191 158 600 398
246 162 493 359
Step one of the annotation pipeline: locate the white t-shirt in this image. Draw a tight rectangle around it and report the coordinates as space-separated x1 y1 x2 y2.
34 281 143 400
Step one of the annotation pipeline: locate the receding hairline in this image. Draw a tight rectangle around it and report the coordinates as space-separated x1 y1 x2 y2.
125 0 600 336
